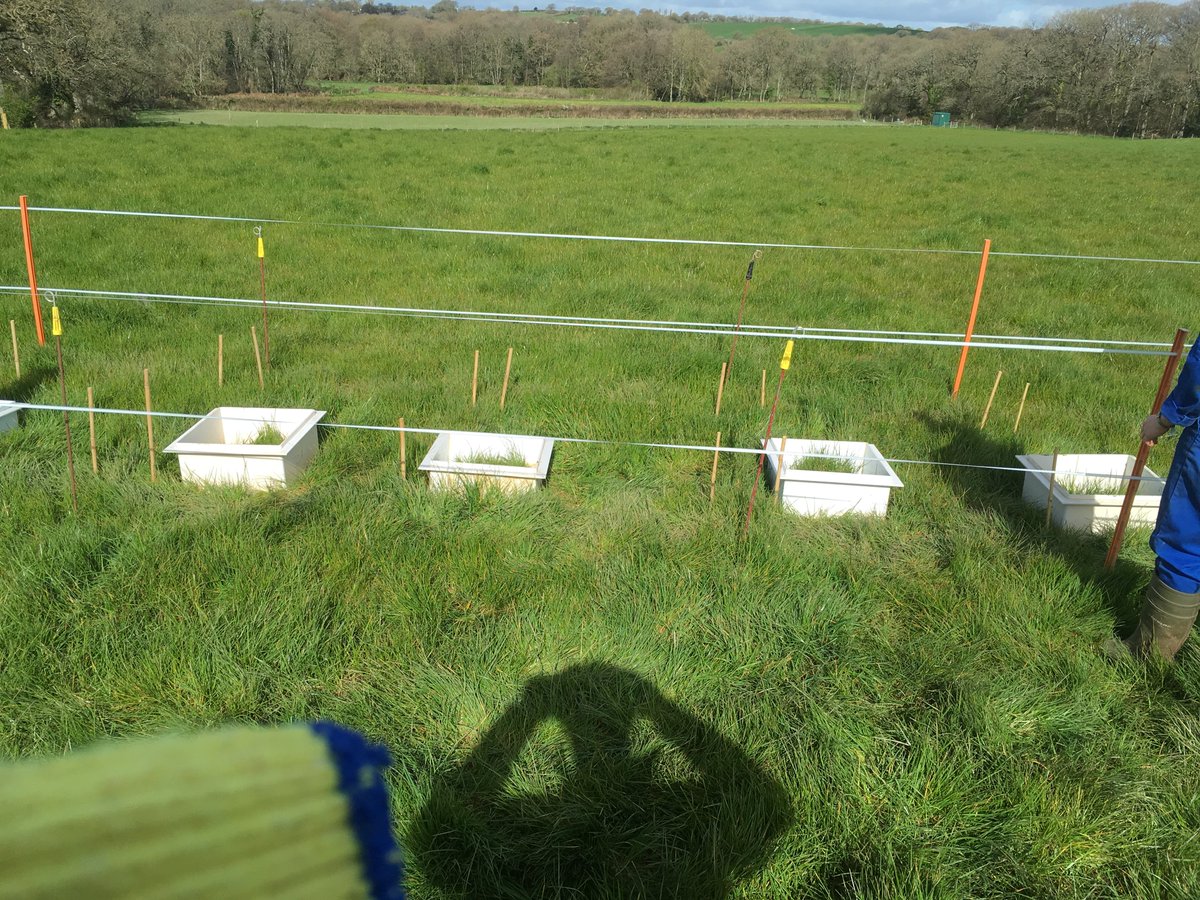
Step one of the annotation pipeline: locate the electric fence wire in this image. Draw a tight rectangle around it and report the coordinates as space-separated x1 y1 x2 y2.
10 400 1169 486
3 203 1200 267
0 285 1184 357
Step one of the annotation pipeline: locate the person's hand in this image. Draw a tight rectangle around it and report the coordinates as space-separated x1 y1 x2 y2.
1142 413 1173 444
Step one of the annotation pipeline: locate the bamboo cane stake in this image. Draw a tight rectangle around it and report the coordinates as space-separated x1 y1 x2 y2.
218 333 224 387
773 436 788 498
144 368 156 483
1044 448 1059 528
500 346 513 410
9 319 18 378
709 431 721 502
87 386 98 474
715 362 727 416
1104 327 1190 569
1013 382 1030 434
251 325 264 390
398 417 407 481
760 369 766 407
951 238 991 398
471 349 479 406
980 370 1003 428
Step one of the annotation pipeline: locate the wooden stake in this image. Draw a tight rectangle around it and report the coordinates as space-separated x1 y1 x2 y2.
760 369 766 407
251 325 264 390
144 368 156 482
18 195 46 346
1105 327 1190 569
773 436 788 497
87 386 98 474
500 347 513 410
979 370 1003 428
1013 382 1030 434
471 349 479 406
1044 448 1059 528
709 431 721 502
715 362 727 416
398 417 407 481
9 319 18 378
218 333 224 387
1 108 8 130
951 238 991 398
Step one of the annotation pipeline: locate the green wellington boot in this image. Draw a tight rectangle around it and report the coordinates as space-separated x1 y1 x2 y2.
1117 575 1200 662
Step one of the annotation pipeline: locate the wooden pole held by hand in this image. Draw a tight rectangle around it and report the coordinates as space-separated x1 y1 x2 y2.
1104 327 1190 569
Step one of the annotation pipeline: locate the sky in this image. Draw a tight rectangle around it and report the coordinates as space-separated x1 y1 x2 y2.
465 1 1124 31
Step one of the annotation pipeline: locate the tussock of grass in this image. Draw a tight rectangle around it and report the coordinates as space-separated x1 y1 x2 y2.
1 125 1198 898
243 424 285 445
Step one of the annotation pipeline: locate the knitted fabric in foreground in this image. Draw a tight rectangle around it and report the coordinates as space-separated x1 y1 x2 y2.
0 723 405 899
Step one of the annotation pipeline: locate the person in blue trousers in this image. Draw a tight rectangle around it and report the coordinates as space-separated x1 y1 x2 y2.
1117 339 1200 660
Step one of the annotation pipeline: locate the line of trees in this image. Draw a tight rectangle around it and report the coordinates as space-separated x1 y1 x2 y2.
1 0 1198 136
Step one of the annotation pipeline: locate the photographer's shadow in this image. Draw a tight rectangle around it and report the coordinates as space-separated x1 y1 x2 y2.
411 661 792 899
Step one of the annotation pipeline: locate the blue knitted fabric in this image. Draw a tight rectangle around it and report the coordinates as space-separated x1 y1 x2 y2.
309 722 406 900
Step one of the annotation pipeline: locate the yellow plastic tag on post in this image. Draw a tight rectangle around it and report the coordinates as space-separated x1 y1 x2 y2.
779 339 794 371
257 236 265 259
51 305 63 337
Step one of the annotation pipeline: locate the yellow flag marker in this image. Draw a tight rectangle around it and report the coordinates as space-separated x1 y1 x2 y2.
257 236 265 259
51 305 63 337
779 339 794 371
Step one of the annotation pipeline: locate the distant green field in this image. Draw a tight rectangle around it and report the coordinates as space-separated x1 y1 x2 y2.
3 124 1200 898
146 110 867 130
694 20 907 39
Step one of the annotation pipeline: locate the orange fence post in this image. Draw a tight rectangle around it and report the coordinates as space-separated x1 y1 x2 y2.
19 196 46 346
951 238 991 398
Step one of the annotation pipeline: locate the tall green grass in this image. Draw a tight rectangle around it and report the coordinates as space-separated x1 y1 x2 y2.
1 124 1198 897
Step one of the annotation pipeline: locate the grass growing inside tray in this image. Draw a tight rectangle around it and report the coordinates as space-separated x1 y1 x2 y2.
789 454 859 475
456 448 531 467
1062 476 1130 495
2 124 1199 899
243 424 286 446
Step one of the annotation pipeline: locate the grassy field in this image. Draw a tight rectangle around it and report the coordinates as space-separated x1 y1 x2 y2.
693 20 907 39
2 123 1200 897
147 109 865 130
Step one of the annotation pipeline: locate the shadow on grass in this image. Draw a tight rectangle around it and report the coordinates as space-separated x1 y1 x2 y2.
410 661 792 899
1 366 56 404
918 410 1148 627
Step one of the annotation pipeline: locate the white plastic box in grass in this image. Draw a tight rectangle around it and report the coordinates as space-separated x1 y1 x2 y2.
1016 453 1165 533
763 438 903 517
419 430 553 494
163 407 325 491
0 400 18 435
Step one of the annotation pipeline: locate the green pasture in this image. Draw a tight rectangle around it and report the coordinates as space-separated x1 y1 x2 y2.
1 123 1199 897
146 109 863 130
693 20 906 39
